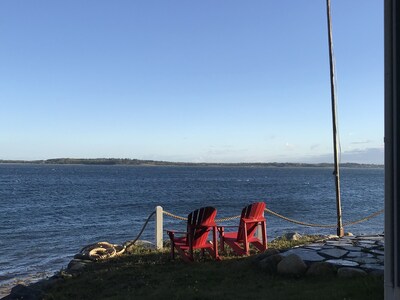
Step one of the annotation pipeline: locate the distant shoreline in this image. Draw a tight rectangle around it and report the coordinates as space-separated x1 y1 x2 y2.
0 158 384 168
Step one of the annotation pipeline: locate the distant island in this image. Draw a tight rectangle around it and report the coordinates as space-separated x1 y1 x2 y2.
0 158 384 168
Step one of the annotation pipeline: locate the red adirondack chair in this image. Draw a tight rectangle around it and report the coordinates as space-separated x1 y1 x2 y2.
218 202 267 256
166 206 219 262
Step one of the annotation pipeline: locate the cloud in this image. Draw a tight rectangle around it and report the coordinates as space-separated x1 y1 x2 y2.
351 140 372 145
285 142 294 151
341 147 384 164
310 144 320 150
303 147 384 164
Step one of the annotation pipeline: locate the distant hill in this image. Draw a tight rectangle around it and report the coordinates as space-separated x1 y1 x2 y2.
0 158 384 168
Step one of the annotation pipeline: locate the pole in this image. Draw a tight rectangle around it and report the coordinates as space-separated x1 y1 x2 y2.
326 0 344 237
155 206 163 250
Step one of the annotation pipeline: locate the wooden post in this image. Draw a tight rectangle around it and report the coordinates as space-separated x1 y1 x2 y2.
326 0 344 237
155 206 163 250
256 211 264 240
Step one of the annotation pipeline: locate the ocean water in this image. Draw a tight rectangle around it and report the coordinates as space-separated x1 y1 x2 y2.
0 164 384 295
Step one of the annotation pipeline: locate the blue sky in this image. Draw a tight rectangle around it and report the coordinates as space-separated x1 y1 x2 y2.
0 1 383 163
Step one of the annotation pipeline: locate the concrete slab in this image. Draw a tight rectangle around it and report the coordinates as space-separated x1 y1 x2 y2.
319 248 349 259
339 246 363 252
325 259 359 267
346 252 374 258
360 264 385 271
281 248 325 262
346 257 381 264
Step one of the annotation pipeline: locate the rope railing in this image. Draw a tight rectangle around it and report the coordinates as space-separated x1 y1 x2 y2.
265 207 384 228
162 207 384 228
163 210 241 222
125 210 156 249
128 206 384 250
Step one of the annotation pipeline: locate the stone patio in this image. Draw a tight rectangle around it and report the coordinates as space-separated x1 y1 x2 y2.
280 234 384 274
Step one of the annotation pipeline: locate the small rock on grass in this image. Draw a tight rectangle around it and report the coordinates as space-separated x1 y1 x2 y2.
283 232 302 241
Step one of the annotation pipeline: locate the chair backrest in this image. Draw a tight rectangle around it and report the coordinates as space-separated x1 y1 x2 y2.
187 206 217 248
236 202 266 242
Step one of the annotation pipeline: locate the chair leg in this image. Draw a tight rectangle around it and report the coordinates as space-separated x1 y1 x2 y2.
243 223 249 255
212 226 219 260
171 241 175 259
218 228 225 253
262 222 267 250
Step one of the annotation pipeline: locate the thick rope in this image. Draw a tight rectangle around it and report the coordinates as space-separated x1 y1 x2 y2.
162 208 384 229
342 209 384 226
265 207 384 228
264 208 337 228
163 210 187 221
163 210 240 222
125 210 156 248
216 215 241 222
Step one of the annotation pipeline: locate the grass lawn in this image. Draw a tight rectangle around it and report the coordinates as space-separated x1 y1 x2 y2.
43 237 383 300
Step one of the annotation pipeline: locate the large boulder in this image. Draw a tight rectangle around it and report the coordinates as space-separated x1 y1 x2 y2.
277 254 307 276
258 254 283 274
306 262 337 276
337 267 367 278
3 284 44 300
252 249 280 264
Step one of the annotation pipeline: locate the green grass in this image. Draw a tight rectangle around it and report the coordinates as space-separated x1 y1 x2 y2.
43 237 383 300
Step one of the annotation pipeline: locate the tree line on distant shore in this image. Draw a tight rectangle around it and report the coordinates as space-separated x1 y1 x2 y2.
0 158 384 168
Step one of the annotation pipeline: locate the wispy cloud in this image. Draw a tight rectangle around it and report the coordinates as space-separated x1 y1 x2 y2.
351 140 372 145
303 147 384 164
285 142 294 151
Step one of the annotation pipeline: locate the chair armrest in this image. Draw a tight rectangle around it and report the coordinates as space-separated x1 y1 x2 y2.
166 230 188 235
188 224 216 230
242 218 266 223
217 225 239 229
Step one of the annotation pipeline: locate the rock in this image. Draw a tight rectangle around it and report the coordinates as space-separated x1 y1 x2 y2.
306 262 336 276
326 234 339 239
325 259 359 267
369 269 384 277
281 248 325 262
252 249 280 263
344 232 354 236
67 259 92 272
337 267 367 278
124 240 156 252
319 248 349 259
4 284 44 300
277 254 307 276
258 254 283 274
29 276 62 292
283 232 302 241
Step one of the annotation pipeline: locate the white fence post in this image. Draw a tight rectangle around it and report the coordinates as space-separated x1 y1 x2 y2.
155 206 163 250
256 211 264 240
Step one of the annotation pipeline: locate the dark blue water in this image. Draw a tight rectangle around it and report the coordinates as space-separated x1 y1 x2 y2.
0 164 384 294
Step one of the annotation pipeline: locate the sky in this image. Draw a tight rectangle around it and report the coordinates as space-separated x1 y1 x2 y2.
0 1 384 164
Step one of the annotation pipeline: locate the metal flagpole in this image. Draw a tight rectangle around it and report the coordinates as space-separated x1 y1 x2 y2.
326 0 344 237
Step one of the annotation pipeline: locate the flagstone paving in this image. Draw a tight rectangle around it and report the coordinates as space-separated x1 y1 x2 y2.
280 234 384 274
